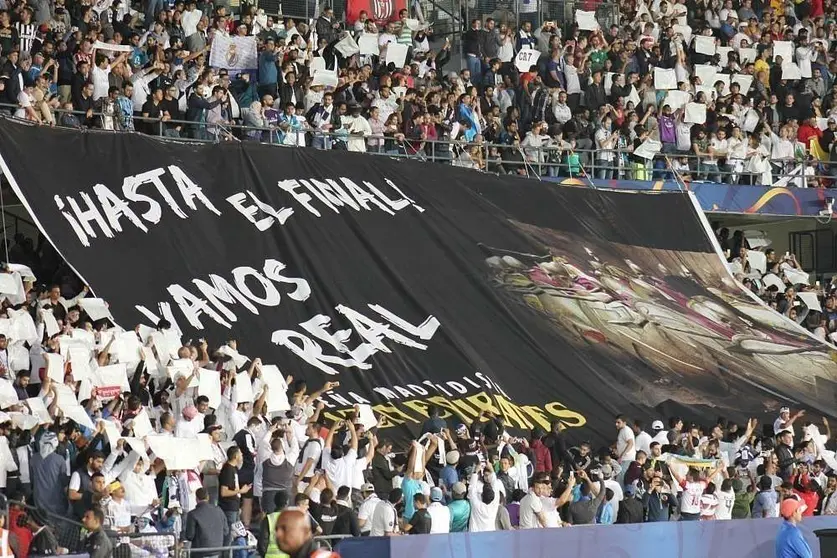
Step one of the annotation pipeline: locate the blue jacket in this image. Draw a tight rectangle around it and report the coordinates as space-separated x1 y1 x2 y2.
775 521 813 558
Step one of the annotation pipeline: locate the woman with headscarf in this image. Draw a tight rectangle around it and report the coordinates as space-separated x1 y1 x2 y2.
243 101 267 141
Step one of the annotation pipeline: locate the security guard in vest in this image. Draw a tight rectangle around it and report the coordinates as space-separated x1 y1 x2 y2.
258 490 290 558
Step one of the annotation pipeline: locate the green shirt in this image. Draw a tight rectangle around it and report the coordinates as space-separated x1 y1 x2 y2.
448 499 471 532
732 491 755 519
589 49 607 72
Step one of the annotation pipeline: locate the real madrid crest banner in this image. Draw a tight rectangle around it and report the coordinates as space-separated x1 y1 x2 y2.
346 0 407 24
209 35 258 71
1 120 837 443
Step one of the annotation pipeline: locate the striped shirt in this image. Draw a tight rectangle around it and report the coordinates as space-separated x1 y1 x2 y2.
14 21 36 53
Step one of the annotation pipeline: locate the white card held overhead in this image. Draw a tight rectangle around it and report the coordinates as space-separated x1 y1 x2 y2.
798 292 822 313
773 41 793 62
26 397 51 424
167 358 193 380
311 69 338 88
259 364 290 413
663 90 691 111
10 412 38 430
575 10 599 30
94 363 130 393
633 139 662 160
0 379 18 409
40 309 60 338
78 298 113 322
782 63 802 80
514 47 540 73
111 331 142 364
357 404 378 430
684 102 707 124
235 372 254 403
738 47 757 64
694 35 716 55
217 345 249 370
99 418 122 445
762 273 786 291
334 33 359 57
151 331 178 365
358 33 379 55
10 310 37 345
62 404 95 430
6 264 35 281
732 74 753 94
197 368 222 409
0 273 24 302
8 343 28 373
141 347 160 377
384 43 408 68
131 408 153 438
45 353 65 383
694 64 718 87
71 328 96 347
672 24 692 44
653 67 677 90
716 46 733 66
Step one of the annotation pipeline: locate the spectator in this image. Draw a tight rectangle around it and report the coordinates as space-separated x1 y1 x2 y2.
427 486 450 534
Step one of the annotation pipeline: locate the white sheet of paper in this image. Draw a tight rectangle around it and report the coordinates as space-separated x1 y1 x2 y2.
634 138 663 160
514 47 540 73
111 331 142 364
7 264 35 281
784 266 810 285
717 46 733 67
195 433 214 461
673 24 692 44
334 34 359 57
358 33 379 55
197 368 222 409
385 43 408 68
0 379 17 409
100 418 122 446
732 74 753 94
626 85 640 107
694 64 718 88
59 336 90 359
742 109 760 132
45 353 65 383
78 298 113 322
141 347 160 377
653 67 677 90
357 404 378 430
748 251 767 274
94 363 130 392
694 35 716 55
798 292 822 313
123 437 147 457
62 404 95 430
41 309 60 338
235 372 254 403
685 102 707 124
131 408 153 438
151 331 177 366
9 310 37 345
663 89 691 111
575 10 599 30
762 273 786 291
782 63 802 80
309 57 326 72
773 41 793 62
738 47 757 65
67 348 93 381
604 72 614 95
10 412 38 430
26 397 51 424
259 364 290 413
217 345 250 369
166 358 193 380
311 69 338 88
8 343 28 373
0 273 23 298
71 328 96 347
147 435 201 470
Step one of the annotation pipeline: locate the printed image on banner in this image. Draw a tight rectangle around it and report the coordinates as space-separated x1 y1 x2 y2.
0 120 836 443
209 35 257 70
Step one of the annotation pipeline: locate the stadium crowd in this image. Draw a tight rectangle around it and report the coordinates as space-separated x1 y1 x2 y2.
0 239 823 558
716 225 837 341
0 0 837 183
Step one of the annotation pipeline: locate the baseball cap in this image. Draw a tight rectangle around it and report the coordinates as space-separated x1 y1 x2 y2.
781 498 807 519
452 482 467 496
651 420 664 431
430 487 444 502
361 483 375 493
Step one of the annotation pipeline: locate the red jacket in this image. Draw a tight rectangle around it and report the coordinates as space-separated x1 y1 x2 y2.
798 123 822 146
531 439 553 473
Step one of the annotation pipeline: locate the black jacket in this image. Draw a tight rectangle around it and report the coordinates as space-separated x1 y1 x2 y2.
279 83 303 109
371 452 398 498
616 496 645 524
331 503 360 536
183 501 230 555
83 529 112 558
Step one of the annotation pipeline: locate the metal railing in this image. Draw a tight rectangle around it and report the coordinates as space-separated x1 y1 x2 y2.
1 106 830 187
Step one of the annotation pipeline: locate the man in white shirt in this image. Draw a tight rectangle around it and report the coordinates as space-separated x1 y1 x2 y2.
295 422 324 485
633 420 653 456
774 407 803 441
426 487 450 534
321 419 358 490
519 472 574 528
369 488 401 536
91 50 129 102
357 483 380 535
601 464 624 519
615 415 636 476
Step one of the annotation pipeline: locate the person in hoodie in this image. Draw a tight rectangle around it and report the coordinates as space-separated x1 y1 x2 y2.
31 431 69 517
260 428 300 514
530 428 552 474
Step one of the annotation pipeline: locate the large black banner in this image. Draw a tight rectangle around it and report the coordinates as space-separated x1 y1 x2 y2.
1 120 836 442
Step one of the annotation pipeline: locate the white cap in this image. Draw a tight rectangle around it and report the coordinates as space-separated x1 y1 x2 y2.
651 420 664 431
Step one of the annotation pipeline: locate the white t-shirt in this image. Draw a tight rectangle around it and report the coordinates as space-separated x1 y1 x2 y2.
616 426 636 461
715 489 735 520
369 500 397 536
604 479 623 518
91 64 111 101
635 431 653 456
294 438 323 476
427 502 451 534
322 448 358 488
680 480 707 514
358 494 380 533
774 417 795 440
518 492 544 529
